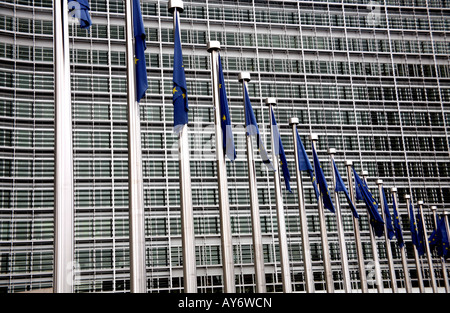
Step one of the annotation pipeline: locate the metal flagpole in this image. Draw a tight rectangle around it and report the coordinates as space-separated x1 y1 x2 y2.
405 194 425 293
362 171 383 293
289 118 314 293
207 41 235 293
124 0 147 293
53 0 74 293
345 161 368 293
310 134 334 293
417 200 438 292
391 188 412 293
267 99 291 293
169 0 197 293
239 72 266 293
431 205 449 293
328 149 352 293
376 180 397 293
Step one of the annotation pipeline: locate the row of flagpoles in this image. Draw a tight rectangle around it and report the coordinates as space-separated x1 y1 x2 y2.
53 0 450 293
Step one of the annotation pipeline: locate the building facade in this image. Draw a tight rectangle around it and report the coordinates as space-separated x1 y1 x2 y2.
0 0 449 293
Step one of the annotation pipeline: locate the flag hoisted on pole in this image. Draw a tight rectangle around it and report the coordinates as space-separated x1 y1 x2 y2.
417 200 438 293
217 50 236 162
333 160 358 219
268 101 291 293
360 171 383 293
290 118 314 293
328 152 352 293
169 0 197 293
54 0 89 293
310 135 334 293
391 188 412 293
353 169 385 237
124 0 147 293
270 105 291 192
132 0 148 103
172 7 188 135
429 206 449 293
376 180 397 293
240 72 266 293
294 128 320 201
312 143 335 214
243 85 274 171
405 194 425 293
345 161 368 293
207 41 235 293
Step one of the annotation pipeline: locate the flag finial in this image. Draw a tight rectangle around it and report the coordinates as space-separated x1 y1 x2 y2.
238 72 251 82
207 41 221 52
168 0 184 13
289 117 299 125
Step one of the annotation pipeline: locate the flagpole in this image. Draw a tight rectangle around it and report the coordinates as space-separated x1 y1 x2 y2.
328 150 351 293
239 72 266 293
391 187 412 293
345 161 368 293
207 41 235 293
362 172 383 293
267 99 291 293
376 180 397 293
405 194 425 293
310 135 334 293
431 205 449 293
53 0 74 293
124 0 147 293
289 118 314 293
169 0 197 293
417 200 438 292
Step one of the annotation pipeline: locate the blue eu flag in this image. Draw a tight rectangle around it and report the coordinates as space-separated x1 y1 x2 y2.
270 108 291 192
295 129 320 201
392 194 404 248
218 54 236 161
409 201 424 256
312 144 335 213
173 15 188 134
428 215 450 259
382 186 395 240
243 85 274 171
416 208 426 256
353 168 384 237
333 160 358 218
133 0 148 103
69 0 92 29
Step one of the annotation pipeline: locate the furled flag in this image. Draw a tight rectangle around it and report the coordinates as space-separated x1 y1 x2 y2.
409 201 425 256
173 14 188 134
68 0 92 29
271 108 291 192
312 144 335 213
217 54 236 161
392 194 404 248
353 168 384 237
382 186 395 240
133 0 148 103
416 208 426 256
295 129 320 201
332 160 358 218
243 85 274 171
428 215 450 259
